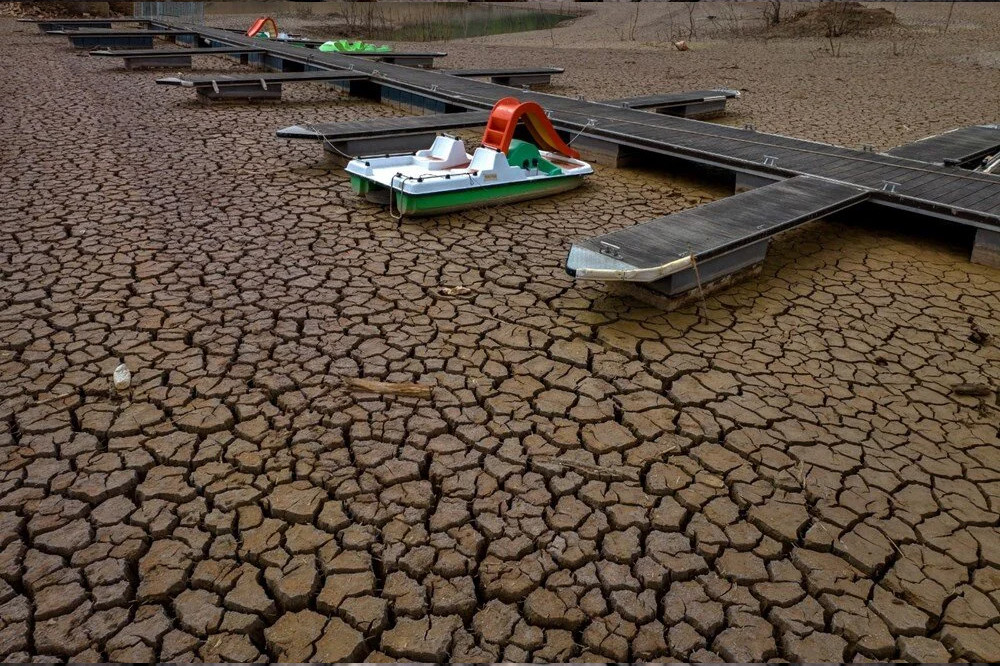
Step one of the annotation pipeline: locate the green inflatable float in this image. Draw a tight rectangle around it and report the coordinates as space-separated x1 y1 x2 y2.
319 39 391 53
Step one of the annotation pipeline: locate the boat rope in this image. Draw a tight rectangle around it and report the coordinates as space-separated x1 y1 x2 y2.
567 118 597 147
303 122 369 162
689 252 709 323
387 173 404 221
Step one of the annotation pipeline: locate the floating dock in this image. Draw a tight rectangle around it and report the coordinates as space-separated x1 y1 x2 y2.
43 17 999 298
156 71 370 102
885 124 1000 168
92 47 267 69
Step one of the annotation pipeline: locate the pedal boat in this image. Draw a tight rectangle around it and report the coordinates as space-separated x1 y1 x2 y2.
344 97 593 217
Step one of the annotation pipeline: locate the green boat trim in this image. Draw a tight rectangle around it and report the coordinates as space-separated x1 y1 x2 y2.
352 172 585 216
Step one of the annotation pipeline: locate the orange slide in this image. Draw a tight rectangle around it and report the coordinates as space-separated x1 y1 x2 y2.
481 97 580 159
246 16 278 38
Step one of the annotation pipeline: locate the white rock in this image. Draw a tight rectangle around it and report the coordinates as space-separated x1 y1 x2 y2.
113 363 131 391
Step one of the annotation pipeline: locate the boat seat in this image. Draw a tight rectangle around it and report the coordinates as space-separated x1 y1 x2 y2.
468 147 517 179
413 136 470 170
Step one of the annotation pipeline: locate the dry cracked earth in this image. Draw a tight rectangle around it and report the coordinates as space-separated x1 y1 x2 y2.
1 15 999 664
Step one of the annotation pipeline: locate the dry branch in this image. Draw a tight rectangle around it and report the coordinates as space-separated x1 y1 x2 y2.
343 377 433 399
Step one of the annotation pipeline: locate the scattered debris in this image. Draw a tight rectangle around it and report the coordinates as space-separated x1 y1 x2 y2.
343 377 433 399
35 392 76 406
437 285 473 297
673 40 689 51
952 383 992 397
113 363 132 391
968 317 991 346
529 456 639 482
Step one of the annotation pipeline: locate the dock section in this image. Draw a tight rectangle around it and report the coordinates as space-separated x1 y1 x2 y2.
886 124 1000 168
156 71 369 102
91 47 266 69
566 176 868 295
64 17 1000 298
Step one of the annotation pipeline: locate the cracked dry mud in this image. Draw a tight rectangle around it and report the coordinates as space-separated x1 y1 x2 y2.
2 11 1000 664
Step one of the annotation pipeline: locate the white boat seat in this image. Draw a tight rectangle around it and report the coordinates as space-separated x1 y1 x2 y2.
413 136 470 170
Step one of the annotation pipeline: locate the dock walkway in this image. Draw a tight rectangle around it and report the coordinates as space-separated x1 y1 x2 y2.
148 20 1000 291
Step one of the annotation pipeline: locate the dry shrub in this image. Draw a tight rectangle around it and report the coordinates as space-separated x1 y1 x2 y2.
2 2 125 18
768 1 895 39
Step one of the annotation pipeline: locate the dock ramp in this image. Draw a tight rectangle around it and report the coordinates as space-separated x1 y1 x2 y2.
566 176 868 295
886 125 1000 168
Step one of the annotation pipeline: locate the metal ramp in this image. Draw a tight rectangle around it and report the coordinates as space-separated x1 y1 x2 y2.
22 18 150 33
444 67 564 87
156 71 369 102
277 112 491 141
91 47 266 69
886 125 1000 167
566 176 869 295
53 29 196 49
602 89 740 118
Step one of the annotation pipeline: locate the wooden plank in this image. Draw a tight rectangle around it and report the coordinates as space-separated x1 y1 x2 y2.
156 71 368 88
568 176 868 274
887 125 1000 166
52 29 192 36
90 47 265 57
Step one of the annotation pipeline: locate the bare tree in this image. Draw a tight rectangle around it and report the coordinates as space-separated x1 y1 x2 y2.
764 0 781 26
942 0 956 34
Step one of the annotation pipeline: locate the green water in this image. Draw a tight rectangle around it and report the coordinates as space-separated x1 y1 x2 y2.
382 9 574 42
327 3 579 43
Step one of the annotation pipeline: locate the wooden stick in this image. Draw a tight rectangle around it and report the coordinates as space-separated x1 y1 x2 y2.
342 377 432 399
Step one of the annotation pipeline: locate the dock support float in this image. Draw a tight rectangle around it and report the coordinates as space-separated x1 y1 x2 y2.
124 54 192 70
971 229 1000 268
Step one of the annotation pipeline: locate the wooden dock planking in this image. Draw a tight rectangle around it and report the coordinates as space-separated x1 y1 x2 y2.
91 46 267 69
567 176 869 294
887 125 1000 167
156 71 369 102
138 20 1000 280
91 47 266 57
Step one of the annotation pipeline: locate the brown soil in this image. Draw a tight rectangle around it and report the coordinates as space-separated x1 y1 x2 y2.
1 2 998 662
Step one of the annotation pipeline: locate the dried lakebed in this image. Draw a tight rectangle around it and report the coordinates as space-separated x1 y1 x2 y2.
1 16 999 663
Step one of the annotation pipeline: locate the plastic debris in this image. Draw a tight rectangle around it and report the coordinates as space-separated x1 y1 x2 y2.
438 285 473 297
113 363 131 391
